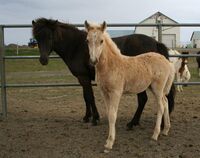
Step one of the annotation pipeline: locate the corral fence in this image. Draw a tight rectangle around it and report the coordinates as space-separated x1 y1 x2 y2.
1 23 200 118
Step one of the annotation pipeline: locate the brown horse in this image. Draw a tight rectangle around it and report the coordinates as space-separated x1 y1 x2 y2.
85 21 175 152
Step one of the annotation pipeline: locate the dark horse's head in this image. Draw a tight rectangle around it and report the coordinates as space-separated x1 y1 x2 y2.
32 18 58 65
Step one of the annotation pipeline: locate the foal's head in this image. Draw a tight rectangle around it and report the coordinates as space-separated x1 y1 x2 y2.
181 52 189 65
32 18 58 65
85 21 107 65
179 52 189 76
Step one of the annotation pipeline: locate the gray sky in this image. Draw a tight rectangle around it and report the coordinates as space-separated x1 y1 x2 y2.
1 0 200 45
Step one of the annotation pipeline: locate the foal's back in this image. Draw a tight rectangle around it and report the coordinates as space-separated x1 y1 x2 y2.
122 52 172 93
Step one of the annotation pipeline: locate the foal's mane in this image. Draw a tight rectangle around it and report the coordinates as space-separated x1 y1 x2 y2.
32 18 82 39
103 32 122 56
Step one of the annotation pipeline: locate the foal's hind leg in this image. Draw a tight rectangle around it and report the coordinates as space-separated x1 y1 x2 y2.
151 94 164 141
78 76 100 125
127 91 148 130
150 81 166 141
162 96 171 136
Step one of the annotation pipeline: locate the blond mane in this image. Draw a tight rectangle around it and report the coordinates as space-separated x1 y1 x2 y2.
103 32 122 56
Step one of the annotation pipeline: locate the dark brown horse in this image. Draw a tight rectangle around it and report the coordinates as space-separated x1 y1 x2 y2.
32 18 175 128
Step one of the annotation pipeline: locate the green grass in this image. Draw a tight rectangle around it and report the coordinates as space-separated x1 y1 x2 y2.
5 47 40 56
4 48 77 84
2 48 200 85
188 57 200 82
5 59 66 72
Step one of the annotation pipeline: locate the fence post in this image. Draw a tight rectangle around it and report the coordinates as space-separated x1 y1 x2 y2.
157 21 162 43
0 25 7 118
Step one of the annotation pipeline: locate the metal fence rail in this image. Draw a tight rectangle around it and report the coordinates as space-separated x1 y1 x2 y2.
1 23 200 118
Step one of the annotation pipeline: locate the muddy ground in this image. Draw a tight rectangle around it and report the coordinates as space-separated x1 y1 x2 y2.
0 84 200 158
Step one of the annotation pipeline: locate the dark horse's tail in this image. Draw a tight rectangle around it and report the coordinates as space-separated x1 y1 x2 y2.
157 42 176 114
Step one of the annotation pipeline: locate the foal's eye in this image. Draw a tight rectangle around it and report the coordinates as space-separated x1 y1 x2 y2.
86 39 89 44
100 40 103 44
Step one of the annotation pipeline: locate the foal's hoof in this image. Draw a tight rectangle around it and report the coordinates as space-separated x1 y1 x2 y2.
151 135 158 141
104 149 111 153
162 129 169 136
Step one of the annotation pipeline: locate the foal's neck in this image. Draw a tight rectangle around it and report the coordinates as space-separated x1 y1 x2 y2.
96 35 123 73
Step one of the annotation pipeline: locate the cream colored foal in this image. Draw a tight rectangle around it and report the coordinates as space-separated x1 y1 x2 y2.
85 21 175 152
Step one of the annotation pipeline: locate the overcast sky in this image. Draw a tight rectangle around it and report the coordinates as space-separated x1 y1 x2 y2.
1 0 200 45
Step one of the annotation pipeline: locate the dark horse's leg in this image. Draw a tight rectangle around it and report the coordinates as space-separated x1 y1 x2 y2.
127 84 175 130
78 76 100 125
127 91 148 130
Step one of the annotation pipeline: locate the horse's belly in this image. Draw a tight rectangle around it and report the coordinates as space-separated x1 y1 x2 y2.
124 79 151 93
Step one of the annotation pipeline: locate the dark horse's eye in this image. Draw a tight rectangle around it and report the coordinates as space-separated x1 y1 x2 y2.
100 40 103 44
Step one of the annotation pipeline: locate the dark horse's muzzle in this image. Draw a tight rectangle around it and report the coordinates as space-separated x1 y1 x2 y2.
39 55 49 65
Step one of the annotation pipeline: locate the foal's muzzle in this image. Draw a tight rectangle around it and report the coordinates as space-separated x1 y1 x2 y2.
89 59 98 66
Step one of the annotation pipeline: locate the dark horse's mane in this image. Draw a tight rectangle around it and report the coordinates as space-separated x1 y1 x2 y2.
33 18 79 36
32 18 86 45
32 18 175 128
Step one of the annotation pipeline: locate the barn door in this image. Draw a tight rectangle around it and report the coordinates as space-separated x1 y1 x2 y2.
162 34 176 48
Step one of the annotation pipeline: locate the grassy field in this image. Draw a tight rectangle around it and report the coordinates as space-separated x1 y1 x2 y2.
4 47 40 56
4 48 77 84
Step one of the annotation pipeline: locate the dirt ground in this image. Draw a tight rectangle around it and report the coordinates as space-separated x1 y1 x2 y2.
0 84 200 158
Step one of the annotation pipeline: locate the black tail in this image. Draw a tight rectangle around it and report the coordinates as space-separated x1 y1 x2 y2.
167 83 176 114
156 42 176 114
156 42 169 60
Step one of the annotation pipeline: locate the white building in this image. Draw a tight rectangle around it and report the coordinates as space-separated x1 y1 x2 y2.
134 12 180 48
190 31 200 48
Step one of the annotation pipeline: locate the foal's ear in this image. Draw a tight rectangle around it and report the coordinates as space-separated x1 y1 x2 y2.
84 20 90 32
101 21 107 32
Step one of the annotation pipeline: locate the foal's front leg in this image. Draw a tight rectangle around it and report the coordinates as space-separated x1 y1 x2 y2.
104 91 122 152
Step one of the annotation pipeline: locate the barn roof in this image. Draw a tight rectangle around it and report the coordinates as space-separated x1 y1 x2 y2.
190 31 200 41
139 11 179 24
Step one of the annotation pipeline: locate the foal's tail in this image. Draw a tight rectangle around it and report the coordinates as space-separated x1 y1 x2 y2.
164 63 175 95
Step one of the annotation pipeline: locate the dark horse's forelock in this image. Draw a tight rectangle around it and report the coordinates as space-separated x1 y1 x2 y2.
32 18 56 36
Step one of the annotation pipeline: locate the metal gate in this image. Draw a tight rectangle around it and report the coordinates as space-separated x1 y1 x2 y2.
1 23 200 118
